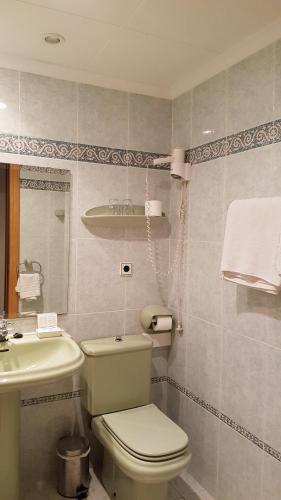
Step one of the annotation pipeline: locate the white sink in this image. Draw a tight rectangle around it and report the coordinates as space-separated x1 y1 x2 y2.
0 335 84 392
0 333 84 500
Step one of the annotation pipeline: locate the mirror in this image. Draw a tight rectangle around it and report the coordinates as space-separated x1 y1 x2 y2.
0 163 71 318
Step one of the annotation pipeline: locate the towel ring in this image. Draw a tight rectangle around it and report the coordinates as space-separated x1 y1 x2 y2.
17 259 44 285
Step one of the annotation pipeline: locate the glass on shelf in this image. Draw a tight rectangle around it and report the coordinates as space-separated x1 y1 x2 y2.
122 199 134 215
109 199 120 215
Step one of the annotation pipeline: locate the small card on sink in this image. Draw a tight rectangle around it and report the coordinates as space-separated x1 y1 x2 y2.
36 313 64 338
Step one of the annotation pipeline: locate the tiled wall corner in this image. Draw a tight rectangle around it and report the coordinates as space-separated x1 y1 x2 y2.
168 38 281 500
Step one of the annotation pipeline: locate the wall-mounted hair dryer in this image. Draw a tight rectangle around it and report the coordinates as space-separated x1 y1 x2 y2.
153 148 191 181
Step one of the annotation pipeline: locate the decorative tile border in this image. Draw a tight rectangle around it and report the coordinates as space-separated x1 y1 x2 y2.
20 178 70 191
21 390 81 407
20 165 70 175
0 119 281 169
188 119 280 165
0 133 169 170
20 376 281 464
166 377 281 464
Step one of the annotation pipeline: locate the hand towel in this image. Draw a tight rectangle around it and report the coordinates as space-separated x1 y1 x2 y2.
15 273 41 300
220 198 281 294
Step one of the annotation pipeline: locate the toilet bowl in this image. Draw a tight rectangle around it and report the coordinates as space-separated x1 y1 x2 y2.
80 335 191 500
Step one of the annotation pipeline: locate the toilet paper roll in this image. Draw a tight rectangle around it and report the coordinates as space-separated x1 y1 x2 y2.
145 200 162 217
152 315 172 332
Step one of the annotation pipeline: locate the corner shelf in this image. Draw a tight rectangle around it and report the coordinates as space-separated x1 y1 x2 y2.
81 204 167 228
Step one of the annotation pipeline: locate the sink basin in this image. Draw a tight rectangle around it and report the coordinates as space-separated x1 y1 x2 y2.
0 333 84 500
0 335 84 392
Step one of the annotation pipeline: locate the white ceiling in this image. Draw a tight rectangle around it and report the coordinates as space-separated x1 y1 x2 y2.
1 0 281 98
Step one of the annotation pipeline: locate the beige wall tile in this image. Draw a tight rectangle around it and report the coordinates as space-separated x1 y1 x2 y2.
192 72 226 147
189 241 222 325
19 73 78 142
184 400 219 498
78 84 129 149
217 424 263 500
221 331 266 437
128 93 171 154
0 68 19 135
226 45 274 135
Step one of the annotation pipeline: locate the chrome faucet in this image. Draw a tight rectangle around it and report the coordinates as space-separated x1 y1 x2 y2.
0 318 9 343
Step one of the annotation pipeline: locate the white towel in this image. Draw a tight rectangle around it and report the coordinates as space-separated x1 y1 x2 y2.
220 198 281 294
15 273 41 300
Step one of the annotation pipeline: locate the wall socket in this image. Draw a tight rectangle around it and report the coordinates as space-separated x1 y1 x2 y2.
120 262 133 276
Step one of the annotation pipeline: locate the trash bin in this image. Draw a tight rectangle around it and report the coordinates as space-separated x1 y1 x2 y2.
56 436 90 498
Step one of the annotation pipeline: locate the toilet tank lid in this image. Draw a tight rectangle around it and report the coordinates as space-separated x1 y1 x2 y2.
80 334 153 357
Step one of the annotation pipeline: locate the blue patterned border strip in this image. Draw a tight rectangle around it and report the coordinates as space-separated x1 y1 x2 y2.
0 133 169 170
188 120 280 164
166 377 281 464
20 178 70 191
1 119 281 168
20 165 70 175
21 390 81 407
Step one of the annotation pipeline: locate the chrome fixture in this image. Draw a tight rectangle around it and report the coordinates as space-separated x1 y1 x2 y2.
0 318 9 343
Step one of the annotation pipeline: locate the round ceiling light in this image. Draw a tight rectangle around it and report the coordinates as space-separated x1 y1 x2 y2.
43 33 65 45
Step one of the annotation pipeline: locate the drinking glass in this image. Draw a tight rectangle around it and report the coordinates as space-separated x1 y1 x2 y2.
122 198 134 215
109 199 120 215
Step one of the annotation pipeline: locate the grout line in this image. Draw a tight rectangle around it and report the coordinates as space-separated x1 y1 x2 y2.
166 377 281 465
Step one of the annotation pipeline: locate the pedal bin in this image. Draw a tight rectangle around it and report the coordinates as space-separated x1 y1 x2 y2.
56 436 90 498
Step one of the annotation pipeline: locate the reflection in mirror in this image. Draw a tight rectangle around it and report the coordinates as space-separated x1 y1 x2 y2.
0 163 71 318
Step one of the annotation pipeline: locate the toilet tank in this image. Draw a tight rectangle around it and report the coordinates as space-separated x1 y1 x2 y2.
80 335 153 416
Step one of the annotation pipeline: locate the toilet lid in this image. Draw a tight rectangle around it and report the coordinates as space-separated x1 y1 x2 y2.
102 404 188 460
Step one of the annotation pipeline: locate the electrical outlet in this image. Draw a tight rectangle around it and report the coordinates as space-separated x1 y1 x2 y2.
120 262 133 276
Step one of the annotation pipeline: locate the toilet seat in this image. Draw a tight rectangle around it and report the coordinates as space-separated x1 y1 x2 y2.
101 404 188 463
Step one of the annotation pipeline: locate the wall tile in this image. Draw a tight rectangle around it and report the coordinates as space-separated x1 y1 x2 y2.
78 84 128 149
151 381 167 413
264 344 281 451
222 281 269 344
189 241 222 325
124 308 143 334
184 399 219 498
0 68 19 135
217 424 263 500
262 453 281 500
273 39 281 120
127 166 171 216
189 158 224 242
226 45 274 135
172 90 191 149
76 311 125 342
221 331 266 437
151 347 169 378
187 316 222 408
167 384 186 428
124 239 169 309
223 146 272 214
128 93 171 153
192 72 226 147
76 238 125 313
19 73 78 142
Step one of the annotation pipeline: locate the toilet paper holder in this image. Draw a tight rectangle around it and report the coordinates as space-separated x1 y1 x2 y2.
140 305 173 332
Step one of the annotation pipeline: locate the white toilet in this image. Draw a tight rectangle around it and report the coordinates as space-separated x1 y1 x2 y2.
80 334 191 500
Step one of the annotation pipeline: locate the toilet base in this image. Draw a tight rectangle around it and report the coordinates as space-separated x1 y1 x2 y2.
102 449 168 500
